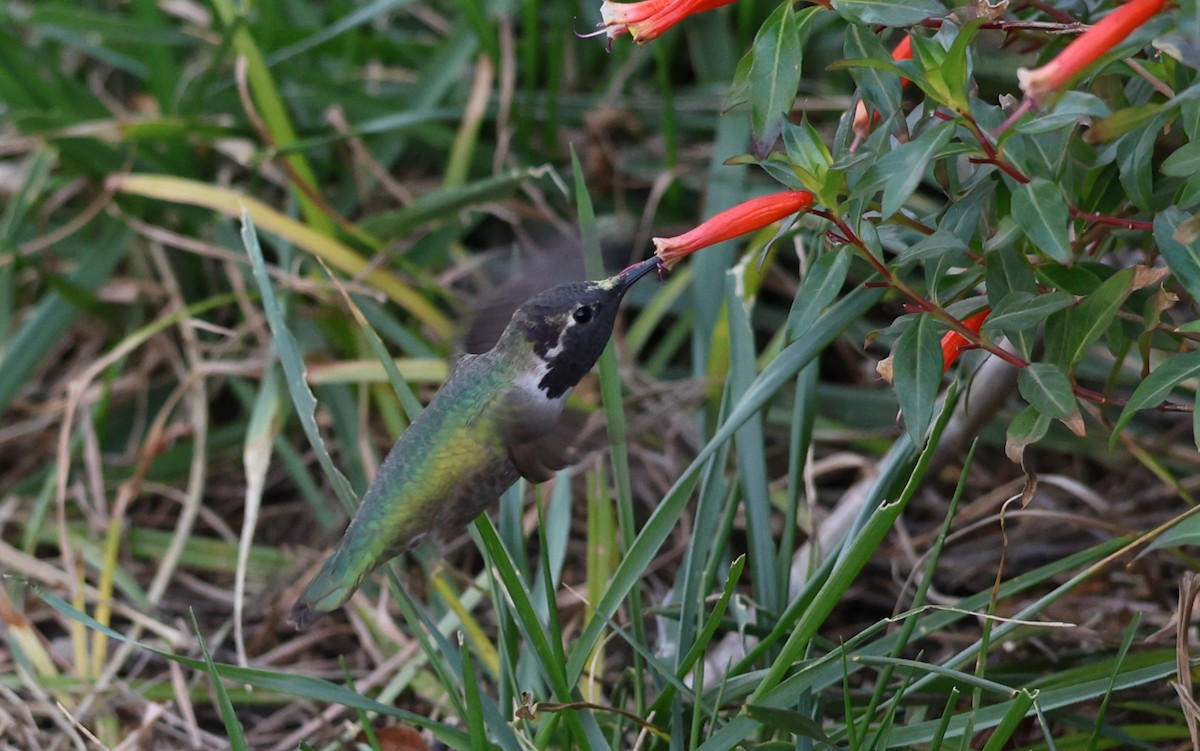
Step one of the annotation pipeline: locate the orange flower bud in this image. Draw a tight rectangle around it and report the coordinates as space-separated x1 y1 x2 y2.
940 309 991 371
598 0 736 45
1017 0 1166 105
653 190 815 269
852 35 915 144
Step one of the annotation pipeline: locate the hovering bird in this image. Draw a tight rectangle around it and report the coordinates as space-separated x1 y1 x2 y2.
290 256 662 628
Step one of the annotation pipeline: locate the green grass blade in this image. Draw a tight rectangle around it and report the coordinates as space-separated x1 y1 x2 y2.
192 613 248 751
747 384 959 704
240 210 359 513
571 147 649 700
474 518 609 748
459 632 491 750
725 271 779 615
1087 611 1142 751
980 689 1038 751
567 285 883 684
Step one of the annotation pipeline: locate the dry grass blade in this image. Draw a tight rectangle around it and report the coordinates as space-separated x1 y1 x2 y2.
108 174 453 338
1174 572 1200 751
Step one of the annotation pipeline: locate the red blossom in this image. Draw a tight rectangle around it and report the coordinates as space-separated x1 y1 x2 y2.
940 309 991 371
598 0 736 45
1018 0 1166 104
653 190 815 269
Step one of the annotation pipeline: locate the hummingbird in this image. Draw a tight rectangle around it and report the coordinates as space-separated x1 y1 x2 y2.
289 255 662 628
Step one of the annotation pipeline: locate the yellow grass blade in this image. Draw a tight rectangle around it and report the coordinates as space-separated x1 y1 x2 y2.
109 174 454 340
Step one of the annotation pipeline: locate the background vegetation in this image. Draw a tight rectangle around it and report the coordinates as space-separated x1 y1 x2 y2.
2 0 1199 748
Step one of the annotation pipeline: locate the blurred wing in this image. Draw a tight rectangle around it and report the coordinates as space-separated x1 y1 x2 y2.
503 405 586 483
508 438 574 483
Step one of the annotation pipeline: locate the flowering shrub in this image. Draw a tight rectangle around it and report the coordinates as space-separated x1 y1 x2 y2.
614 0 1196 461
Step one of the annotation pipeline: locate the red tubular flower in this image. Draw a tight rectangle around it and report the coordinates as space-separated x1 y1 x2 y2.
1018 0 1166 105
852 35 914 144
599 0 737 45
940 309 991 371
653 190 815 269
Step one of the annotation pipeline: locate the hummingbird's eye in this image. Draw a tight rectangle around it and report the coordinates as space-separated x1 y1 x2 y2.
573 306 594 324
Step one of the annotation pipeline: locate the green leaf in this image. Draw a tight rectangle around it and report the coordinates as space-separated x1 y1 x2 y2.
1112 349 1200 441
982 291 1074 336
1018 362 1083 434
725 48 754 111
263 0 418 66
939 19 982 114
895 230 968 271
1005 405 1051 466
782 117 836 203
1162 140 1200 177
842 25 903 126
1156 206 1200 302
940 180 995 242
1013 178 1071 263
1036 262 1105 296
906 32 955 105
787 248 851 341
1014 91 1111 135
1146 509 1200 551
875 121 955 218
1195 388 1200 451
831 0 947 27
1042 307 1071 367
985 245 1037 303
893 313 944 446
1063 268 1134 368
749 3 805 157
1087 103 1164 142
1117 118 1162 213
475 519 606 747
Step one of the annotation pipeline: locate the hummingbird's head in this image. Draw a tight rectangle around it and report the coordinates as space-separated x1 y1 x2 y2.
501 256 661 400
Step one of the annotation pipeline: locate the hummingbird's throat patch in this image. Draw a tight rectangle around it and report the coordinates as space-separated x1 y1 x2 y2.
519 305 600 400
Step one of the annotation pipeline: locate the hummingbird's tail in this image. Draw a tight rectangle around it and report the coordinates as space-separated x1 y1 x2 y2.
288 549 365 629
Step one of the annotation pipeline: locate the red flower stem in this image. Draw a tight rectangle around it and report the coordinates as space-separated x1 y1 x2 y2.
990 99 1034 139
1070 207 1154 232
815 205 1189 412
811 209 889 278
962 115 1032 184
811 182 1184 414
892 214 936 236
811 209 1022 363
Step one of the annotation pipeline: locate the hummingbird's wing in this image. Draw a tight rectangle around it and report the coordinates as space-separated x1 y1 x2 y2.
488 380 583 483
508 431 576 482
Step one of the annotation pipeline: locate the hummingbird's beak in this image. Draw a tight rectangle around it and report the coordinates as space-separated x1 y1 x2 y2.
614 256 662 291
